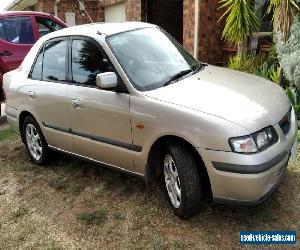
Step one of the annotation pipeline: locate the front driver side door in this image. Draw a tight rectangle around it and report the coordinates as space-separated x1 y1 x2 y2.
67 37 135 171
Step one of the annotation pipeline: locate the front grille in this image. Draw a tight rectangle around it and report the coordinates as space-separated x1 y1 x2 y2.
279 108 292 135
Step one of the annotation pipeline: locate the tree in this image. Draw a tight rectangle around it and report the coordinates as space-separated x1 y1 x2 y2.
268 0 300 42
219 0 260 55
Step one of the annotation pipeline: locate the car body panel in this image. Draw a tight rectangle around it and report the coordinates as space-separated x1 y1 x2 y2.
26 78 73 152
129 94 250 175
144 65 290 133
198 115 297 202
3 22 297 205
67 85 134 171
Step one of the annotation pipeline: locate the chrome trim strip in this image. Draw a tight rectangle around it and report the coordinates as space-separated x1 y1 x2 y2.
48 145 144 178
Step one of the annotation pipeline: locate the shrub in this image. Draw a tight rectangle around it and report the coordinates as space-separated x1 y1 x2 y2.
285 86 300 113
255 62 280 83
275 15 300 88
228 54 264 73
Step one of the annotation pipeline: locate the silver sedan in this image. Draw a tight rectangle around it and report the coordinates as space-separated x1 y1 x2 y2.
3 22 297 219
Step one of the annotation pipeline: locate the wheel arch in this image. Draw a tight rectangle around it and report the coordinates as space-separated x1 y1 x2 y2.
146 135 212 196
19 111 37 143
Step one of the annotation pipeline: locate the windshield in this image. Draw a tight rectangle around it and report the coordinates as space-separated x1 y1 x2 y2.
106 27 200 91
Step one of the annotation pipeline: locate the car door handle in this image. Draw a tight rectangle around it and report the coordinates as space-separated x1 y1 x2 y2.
28 91 36 100
0 51 12 56
72 99 83 109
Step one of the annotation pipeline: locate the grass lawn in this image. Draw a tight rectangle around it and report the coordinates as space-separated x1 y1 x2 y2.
0 127 299 249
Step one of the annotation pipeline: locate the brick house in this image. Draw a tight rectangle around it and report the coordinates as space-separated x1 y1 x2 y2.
5 0 272 65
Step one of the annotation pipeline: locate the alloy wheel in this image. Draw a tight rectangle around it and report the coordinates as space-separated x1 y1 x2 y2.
164 154 181 208
26 124 43 161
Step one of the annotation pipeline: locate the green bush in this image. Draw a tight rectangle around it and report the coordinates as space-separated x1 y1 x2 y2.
228 54 264 74
285 86 300 113
255 63 280 83
275 15 300 88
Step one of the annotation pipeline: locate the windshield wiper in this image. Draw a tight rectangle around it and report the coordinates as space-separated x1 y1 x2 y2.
163 69 193 86
192 62 207 73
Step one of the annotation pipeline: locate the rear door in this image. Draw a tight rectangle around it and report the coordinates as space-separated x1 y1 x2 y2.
0 15 37 73
26 37 73 152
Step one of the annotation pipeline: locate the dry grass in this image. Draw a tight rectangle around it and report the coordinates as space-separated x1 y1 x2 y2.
0 128 299 249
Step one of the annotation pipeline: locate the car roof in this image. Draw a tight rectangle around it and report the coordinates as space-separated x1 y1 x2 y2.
0 11 56 18
42 22 156 39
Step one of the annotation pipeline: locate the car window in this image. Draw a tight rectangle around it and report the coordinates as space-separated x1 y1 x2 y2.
30 48 44 80
71 39 114 86
2 17 34 44
43 40 67 82
35 17 64 37
0 21 7 40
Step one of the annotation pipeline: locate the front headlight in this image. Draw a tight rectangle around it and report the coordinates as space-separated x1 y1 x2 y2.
229 126 278 154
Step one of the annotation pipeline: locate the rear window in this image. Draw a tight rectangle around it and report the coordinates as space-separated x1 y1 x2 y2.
0 16 34 44
30 48 44 80
0 21 6 40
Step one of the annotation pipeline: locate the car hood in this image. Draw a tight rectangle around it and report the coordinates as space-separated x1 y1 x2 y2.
144 65 290 133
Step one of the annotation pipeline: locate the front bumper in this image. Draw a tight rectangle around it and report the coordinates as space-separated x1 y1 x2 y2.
197 110 297 204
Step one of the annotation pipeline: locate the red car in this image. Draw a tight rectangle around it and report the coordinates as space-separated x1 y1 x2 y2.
0 11 67 107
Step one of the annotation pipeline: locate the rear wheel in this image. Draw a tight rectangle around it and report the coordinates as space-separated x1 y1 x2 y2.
163 143 202 219
22 116 49 165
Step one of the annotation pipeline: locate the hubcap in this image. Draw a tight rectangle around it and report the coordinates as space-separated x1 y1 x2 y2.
26 124 42 161
164 154 181 208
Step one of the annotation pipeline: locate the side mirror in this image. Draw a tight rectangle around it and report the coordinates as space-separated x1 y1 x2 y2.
96 72 117 89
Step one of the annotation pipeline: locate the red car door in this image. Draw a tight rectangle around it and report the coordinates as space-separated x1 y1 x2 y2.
0 15 38 73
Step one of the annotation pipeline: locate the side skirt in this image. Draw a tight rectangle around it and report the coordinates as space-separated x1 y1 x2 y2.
48 145 144 179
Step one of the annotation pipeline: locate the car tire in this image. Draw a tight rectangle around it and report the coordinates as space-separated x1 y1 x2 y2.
22 116 49 165
163 142 202 219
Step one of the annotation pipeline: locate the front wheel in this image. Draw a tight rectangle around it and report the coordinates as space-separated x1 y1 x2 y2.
22 116 49 165
163 143 203 219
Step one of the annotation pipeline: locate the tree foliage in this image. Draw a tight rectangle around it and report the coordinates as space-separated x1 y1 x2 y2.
219 0 260 54
268 0 300 42
275 15 300 88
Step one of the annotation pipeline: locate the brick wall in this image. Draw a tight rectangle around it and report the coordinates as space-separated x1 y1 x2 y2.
36 0 55 14
125 0 142 21
197 0 224 64
183 0 195 55
35 0 225 64
37 0 103 25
